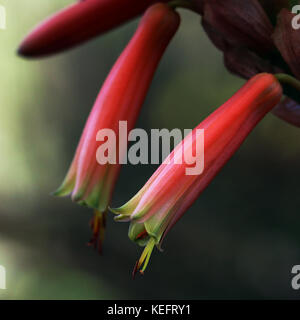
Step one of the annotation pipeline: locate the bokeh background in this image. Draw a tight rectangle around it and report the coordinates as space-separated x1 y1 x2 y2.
1 0 300 300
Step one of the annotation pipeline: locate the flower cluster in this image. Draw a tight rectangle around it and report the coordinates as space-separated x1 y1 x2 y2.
18 1 299 275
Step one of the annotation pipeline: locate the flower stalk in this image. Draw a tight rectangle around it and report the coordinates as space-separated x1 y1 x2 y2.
168 0 196 10
275 73 300 92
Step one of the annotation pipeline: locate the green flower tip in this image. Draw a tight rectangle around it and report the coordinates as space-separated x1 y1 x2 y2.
109 206 131 221
52 185 71 197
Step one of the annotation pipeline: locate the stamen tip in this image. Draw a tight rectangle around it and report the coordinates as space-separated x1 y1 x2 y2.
132 261 139 279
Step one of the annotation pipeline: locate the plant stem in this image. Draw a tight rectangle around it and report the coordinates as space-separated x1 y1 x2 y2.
168 0 196 10
275 73 300 93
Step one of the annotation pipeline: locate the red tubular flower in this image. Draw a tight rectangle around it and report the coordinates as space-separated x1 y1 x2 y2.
111 73 283 275
54 3 180 252
18 0 169 58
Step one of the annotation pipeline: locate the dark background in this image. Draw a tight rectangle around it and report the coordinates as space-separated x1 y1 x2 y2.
0 1 300 299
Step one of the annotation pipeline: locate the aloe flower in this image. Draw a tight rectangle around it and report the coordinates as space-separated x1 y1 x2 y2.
54 3 180 251
111 73 282 275
18 0 168 57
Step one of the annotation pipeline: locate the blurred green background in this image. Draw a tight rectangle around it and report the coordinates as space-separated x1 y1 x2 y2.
1 0 300 300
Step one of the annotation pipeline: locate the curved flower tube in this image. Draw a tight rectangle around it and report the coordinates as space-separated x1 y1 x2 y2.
54 3 180 252
111 73 283 275
18 0 169 58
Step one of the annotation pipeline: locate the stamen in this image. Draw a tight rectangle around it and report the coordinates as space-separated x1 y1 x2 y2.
136 230 148 240
132 237 156 279
87 210 107 254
